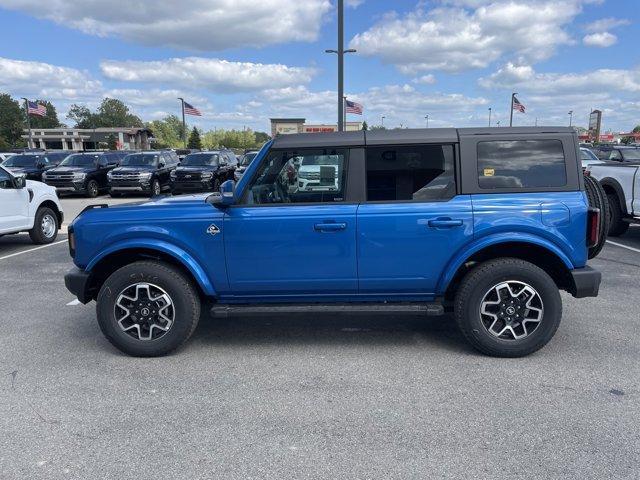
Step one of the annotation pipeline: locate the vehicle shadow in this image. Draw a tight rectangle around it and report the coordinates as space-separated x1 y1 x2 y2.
192 311 473 354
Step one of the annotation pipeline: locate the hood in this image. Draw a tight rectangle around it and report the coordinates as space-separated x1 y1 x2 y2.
25 179 56 195
175 165 217 173
5 166 40 175
49 166 92 174
112 165 156 173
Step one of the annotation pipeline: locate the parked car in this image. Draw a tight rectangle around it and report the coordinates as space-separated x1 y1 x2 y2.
42 151 125 197
65 127 602 358
234 151 259 182
592 145 640 162
108 150 179 197
170 151 236 194
2 151 71 181
588 161 640 237
0 165 63 244
579 147 604 168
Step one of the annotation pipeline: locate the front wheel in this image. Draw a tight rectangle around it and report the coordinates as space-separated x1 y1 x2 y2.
454 258 562 357
151 179 161 197
86 179 99 198
28 207 58 244
96 261 201 356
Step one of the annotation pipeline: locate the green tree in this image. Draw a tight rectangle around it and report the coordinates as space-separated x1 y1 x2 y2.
28 100 61 129
254 131 271 145
362 121 369 131
146 115 185 148
0 94 25 148
67 98 142 128
106 134 118 150
187 127 203 150
369 125 387 131
633 125 640 133
67 104 96 128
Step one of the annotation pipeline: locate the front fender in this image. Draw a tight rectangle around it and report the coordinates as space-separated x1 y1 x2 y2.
436 232 574 295
85 238 217 297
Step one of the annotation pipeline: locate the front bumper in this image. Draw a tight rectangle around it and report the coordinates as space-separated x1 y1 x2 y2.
64 267 92 304
172 180 212 193
570 266 601 298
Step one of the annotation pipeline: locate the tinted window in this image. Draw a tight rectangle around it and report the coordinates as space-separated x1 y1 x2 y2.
121 154 158 166
181 153 219 166
580 149 598 161
60 154 100 166
243 148 347 205
45 153 69 164
2 154 40 167
366 144 455 201
621 149 640 161
477 140 566 189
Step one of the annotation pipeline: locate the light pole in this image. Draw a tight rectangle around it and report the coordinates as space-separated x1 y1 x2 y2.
425 115 429 128
381 115 385 127
568 110 573 127
325 0 356 132
488 107 492 127
21 98 32 149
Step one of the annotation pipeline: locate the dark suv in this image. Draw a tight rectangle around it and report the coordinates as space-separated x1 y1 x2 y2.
108 150 179 197
2 152 70 181
170 151 236 194
593 145 640 162
43 151 125 197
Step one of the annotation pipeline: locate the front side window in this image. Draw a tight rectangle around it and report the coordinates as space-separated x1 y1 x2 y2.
242 148 347 205
366 144 455 201
621 149 640 161
477 140 566 189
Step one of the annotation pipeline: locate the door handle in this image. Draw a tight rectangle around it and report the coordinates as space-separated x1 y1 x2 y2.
314 222 347 232
428 218 464 228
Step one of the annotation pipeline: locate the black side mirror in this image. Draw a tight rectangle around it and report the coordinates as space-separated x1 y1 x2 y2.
13 175 26 189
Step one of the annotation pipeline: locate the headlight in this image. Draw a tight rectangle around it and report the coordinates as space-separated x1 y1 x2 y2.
201 172 213 180
107 171 113 179
42 172 48 180
138 172 152 180
73 172 86 180
170 171 176 179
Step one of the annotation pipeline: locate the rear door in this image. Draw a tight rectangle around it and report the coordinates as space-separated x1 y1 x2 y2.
357 143 473 296
223 147 358 298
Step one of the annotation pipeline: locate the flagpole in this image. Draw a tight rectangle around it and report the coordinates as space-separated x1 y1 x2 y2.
343 96 347 130
509 92 516 127
178 97 186 148
21 98 32 149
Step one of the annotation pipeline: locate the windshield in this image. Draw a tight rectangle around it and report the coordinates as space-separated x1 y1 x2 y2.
181 153 218 166
622 149 640 160
60 154 100 166
580 149 598 161
121 154 158 166
2 154 41 167
240 152 257 166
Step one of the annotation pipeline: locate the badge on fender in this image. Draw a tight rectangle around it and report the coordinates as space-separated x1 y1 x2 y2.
207 224 220 236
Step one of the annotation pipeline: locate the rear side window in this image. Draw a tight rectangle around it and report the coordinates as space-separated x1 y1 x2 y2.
477 140 566 189
366 144 455 201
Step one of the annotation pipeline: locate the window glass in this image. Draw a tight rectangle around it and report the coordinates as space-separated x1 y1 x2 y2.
243 148 347 205
622 149 640 161
121 154 158 166
0 167 11 188
60 154 100 166
366 144 455 201
477 140 566 189
609 150 622 161
181 153 219 166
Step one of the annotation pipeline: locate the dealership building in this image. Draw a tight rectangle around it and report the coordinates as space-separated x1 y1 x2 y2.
270 118 363 137
21 127 153 151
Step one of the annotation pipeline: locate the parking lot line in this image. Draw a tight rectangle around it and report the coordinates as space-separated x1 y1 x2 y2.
606 240 640 254
0 240 67 261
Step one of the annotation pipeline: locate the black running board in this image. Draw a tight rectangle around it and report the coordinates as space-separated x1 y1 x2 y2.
210 302 444 317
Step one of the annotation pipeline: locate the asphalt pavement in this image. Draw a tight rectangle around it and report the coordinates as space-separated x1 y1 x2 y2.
0 204 639 479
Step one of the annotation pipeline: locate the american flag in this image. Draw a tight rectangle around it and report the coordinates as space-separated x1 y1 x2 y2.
512 95 526 113
27 101 47 117
183 101 202 116
345 99 363 115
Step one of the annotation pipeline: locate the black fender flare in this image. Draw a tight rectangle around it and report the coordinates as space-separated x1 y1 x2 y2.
599 177 628 215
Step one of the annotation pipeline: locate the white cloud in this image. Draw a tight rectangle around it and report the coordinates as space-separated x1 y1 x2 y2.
584 17 630 33
0 0 332 50
100 57 316 93
583 32 618 47
346 0 365 7
412 74 437 85
0 57 101 99
349 1 587 73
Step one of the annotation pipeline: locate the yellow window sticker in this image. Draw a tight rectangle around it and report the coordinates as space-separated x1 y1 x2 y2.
483 168 495 177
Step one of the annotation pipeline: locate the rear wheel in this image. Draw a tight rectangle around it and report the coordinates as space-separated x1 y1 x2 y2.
28 207 58 244
583 174 610 258
454 258 562 357
606 192 629 237
96 261 200 356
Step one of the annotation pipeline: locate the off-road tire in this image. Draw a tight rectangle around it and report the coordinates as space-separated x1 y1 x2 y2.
96 261 201 357
583 174 610 258
28 207 58 244
86 179 99 198
454 258 562 358
606 192 629 237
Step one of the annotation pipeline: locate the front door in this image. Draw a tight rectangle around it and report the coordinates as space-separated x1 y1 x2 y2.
223 147 357 299
357 143 473 296
0 168 30 233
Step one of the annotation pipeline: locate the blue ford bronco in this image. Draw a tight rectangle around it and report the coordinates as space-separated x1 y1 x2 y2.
65 127 604 357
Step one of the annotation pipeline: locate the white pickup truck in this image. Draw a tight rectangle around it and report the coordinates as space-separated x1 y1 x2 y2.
588 162 640 236
0 165 64 244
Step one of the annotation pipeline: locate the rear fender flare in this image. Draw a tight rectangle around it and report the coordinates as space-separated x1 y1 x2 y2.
599 177 628 215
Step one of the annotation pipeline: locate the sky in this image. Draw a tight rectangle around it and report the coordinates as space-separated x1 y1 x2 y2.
0 0 637 133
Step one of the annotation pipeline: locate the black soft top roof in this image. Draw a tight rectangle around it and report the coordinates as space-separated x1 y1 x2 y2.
271 126 576 149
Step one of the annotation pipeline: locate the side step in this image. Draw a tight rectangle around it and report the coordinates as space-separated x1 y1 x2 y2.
210 302 445 317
